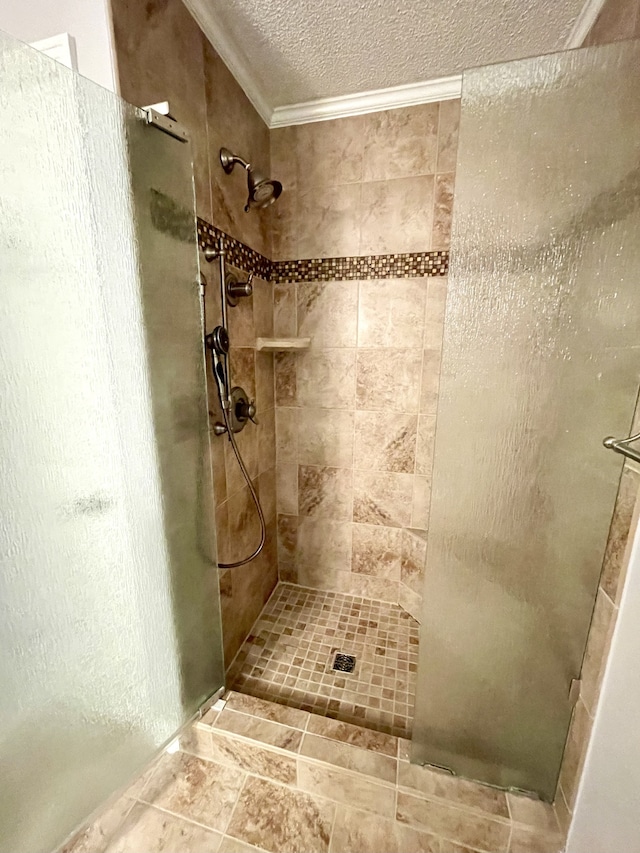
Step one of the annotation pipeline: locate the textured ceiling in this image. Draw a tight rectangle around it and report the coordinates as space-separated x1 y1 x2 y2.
195 0 587 108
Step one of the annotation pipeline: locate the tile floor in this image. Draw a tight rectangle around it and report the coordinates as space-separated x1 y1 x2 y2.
65 691 565 853
227 583 420 738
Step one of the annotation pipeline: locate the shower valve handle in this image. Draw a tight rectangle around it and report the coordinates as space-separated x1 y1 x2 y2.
238 398 258 425
247 400 259 425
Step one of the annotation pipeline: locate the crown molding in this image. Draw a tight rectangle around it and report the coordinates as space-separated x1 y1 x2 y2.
182 0 272 126
186 0 601 130
269 75 463 128
565 0 607 47
185 0 461 129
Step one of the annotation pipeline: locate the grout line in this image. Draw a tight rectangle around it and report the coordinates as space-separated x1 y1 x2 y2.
218 769 249 841
558 783 572 818
215 705 309 736
600 582 616 610
135 797 242 837
326 794 340 853
224 581 284 679
220 835 270 853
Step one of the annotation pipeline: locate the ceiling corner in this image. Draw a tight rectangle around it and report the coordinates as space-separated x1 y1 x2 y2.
182 0 273 126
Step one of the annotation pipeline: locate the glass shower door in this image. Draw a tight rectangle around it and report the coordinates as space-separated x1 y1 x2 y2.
0 29 224 853
412 38 640 800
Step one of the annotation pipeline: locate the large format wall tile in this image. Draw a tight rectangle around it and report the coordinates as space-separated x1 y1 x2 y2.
361 176 434 255
298 465 353 520
297 349 357 409
275 352 297 406
363 104 439 182
297 408 355 468
352 523 403 579
203 41 271 257
358 279 427 349
298 281 358 348
296 518 353 574
274 282 298 336
298 184 362 258
424 279 448 349
356 349 423 412
432 172 455 250
416 415 436 476
296 116 365 190
354 410 418 474
353 471 414 528
276 407 298 463
276 463 298 515
437 100 461 173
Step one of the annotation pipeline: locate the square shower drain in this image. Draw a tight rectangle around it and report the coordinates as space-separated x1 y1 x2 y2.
332 652 356 673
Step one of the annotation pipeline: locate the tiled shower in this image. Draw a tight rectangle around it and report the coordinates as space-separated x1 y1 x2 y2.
110 0 460 740
110 0 640 767
5 0 639 848
219 102 459 737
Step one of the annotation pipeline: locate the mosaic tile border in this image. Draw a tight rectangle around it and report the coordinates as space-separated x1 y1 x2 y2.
271 252 448 282
197 218 271 280
197 217 449 282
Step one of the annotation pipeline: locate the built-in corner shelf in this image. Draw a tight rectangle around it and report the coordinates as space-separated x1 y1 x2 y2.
256 337 311 352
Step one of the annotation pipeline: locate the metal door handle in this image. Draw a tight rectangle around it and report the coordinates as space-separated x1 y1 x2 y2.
603 432 640 464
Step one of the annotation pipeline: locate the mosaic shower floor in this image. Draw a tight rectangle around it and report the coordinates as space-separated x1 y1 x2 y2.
228 583 420 738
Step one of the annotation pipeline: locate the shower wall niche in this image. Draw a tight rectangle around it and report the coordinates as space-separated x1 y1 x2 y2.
270 104 459 618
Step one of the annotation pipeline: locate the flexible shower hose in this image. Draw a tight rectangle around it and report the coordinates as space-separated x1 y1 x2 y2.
212 351 267 569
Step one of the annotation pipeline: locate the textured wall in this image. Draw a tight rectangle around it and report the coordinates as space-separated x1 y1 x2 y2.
109 0 277 667
271 102 459 617
195 0 585 107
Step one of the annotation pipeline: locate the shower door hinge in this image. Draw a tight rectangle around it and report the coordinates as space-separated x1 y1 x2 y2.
142 102 190 143
568 678 582 707
197 685 225 718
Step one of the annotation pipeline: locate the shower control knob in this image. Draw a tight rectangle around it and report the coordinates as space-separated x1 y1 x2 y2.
237 397 258 425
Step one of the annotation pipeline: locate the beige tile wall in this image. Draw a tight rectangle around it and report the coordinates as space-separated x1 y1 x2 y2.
273 277 447 617
271 101 459 617
203 271 278 665
271 101 459 615
109 0 278 666
270 102 460 260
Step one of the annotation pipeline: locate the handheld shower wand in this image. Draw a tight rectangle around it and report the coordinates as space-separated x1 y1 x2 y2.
202 238 266 569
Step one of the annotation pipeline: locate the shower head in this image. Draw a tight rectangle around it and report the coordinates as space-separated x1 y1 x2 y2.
219 147 282 212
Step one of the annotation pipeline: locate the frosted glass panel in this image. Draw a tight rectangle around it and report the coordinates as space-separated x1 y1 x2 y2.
412 40 640 800
0 29 223 852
